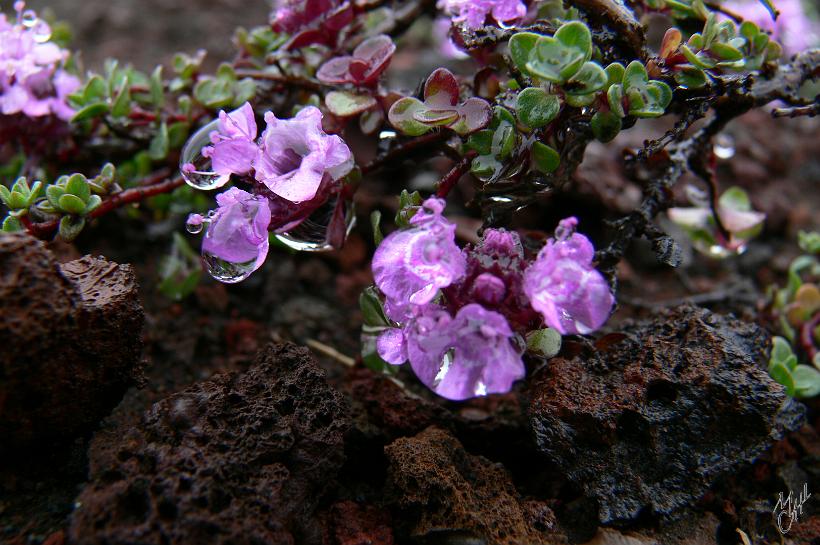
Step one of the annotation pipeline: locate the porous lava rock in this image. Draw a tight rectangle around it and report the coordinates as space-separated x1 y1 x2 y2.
0 233 143 454
69 343 351 545
321 500 395 545
384 426 564 545
528 305 805 524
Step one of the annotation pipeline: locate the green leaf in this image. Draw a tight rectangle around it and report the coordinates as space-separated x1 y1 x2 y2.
623 61 648 91
84 194 102 214
58 193 87 215
233 78 257 106
149 122 170 160
83 75 108 103
70 102 110 123
792 365 820 398
565 61 608 95
508 32 540 73
59 215 85 242
2 215 22 232
681 44 717 69
770 336 794 366
66 173 91 202
150 65 165 109
370 210 383 246
516 87 560 128
194 78 233 109
604 62 625 88
46 184 65 208
675 68 708 89
360 286 390 327
325 91 377 117
111 80 132 118
591 111 622 143
168 122 191 149
526 328 562 358
710 42 743 62
769 361 795 396
554 21 593 58
388 97 431 136
527 36 586 83
607 84 625 117
719 186 752 211
532 141 560 173
0 185 11 206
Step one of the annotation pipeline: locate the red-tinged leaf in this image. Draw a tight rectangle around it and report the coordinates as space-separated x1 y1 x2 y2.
354 34 396 65
287 29 329 50
424 68 459 107
660 28 682 60
388 97 431 136
348 59 370 82
359 107 384 134
317 56 353 83
412 108 459 126
325 90 377 117
450 97 492 135
324 3 354 31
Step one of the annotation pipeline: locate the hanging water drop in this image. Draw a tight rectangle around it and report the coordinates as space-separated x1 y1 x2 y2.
275 195 355 251
31 20 51 43
20 9 38 27
179 120 225 190
713 134 735 159
202 251 258 283
185 214 205 234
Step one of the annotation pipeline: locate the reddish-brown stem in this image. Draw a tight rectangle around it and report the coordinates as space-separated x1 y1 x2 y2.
25 173 185 239
435 151 477 198
361 131 453 176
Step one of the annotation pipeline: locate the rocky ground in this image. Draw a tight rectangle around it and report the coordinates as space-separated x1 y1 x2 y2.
1 1 819 544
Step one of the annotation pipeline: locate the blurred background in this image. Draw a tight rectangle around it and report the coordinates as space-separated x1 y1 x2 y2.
24 0 271 71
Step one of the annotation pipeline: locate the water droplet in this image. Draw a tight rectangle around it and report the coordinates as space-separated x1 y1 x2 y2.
185 214 206 234
275 195 355 251
21 9 38 27
202 251 257 283
713 134 735 159
378 130 396 140
31 20 51 43
180 120 225 190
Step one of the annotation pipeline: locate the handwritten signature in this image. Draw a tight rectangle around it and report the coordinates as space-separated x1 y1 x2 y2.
773 482 811 535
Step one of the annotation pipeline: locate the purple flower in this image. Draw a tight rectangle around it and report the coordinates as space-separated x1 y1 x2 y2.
199 102 260 189
372 197 467 321
0 2 77 120
198 187 271 271
721 0 819 55
255 106 353 203
437 0 527 31
523 217 614 335
377 303 525 400
317 34 396 86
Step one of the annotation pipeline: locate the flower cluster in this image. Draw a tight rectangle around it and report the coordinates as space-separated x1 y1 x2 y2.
370 198 614 400
438 0 527 31
0 2 79 120
183 103 354 282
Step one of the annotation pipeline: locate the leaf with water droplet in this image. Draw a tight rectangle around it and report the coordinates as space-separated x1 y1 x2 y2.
516 87 560 128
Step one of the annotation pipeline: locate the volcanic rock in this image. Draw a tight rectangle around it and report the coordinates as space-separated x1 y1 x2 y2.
0 233 143 454
384 426 564 545
528 305 805 524
69 343 351 545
